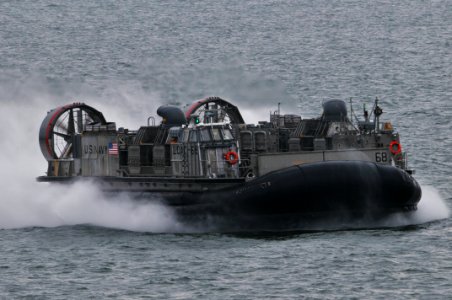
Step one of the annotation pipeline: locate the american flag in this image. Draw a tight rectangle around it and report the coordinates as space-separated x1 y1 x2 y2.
108 142 119 155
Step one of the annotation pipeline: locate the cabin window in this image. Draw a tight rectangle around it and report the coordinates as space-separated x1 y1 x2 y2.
200 128 212 142
222 128 234 140
183 129 190 143
166 128 182 144
211 128 222 141
178 130 185 143
189 130 198 143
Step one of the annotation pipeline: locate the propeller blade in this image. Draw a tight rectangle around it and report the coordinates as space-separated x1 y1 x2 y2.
60 142 73 159
67 109 75 135
77 109 83 133
53 131 71 141
55 121 68 133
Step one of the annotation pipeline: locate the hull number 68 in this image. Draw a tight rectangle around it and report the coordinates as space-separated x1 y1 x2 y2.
375 152 388 163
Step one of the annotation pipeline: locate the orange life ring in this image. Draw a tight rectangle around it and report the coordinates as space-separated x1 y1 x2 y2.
224 151 239 165
389 141 402 155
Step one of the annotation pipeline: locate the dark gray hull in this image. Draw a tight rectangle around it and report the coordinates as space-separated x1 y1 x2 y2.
37 161 421 231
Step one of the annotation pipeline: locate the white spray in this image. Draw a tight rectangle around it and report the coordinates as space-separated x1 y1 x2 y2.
380 185 450 227
0 79 187 232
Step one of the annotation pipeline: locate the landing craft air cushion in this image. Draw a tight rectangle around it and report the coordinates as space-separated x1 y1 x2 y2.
37 97 421 230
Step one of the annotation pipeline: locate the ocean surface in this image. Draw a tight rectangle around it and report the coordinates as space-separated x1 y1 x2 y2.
0 0 451 298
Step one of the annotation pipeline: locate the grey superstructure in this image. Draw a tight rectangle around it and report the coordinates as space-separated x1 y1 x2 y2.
38 97 410 181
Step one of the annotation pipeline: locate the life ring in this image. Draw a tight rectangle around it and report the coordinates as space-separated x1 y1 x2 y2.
389 141 402 155
224 151 239 165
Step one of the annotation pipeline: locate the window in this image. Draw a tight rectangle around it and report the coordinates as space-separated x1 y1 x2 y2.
189 130 198 142
222 128 234 140
183 129 190 142
200 128 212 142
211 128 222 141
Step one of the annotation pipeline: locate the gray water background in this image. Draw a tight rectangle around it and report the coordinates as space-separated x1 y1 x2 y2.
0 0 451 298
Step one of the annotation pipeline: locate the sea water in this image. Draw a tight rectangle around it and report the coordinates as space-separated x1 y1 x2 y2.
0 1 451 298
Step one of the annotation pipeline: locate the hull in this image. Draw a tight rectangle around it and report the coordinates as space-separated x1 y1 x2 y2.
38 161 422 231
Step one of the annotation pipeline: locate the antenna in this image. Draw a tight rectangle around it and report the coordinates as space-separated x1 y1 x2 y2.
373 97 383 132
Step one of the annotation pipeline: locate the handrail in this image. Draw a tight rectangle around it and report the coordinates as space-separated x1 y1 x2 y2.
147 116 155 126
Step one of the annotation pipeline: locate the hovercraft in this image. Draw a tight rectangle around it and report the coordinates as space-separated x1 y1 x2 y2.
37 97 421 231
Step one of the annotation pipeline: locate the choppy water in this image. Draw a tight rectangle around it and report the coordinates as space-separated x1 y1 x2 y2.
0 0 451 298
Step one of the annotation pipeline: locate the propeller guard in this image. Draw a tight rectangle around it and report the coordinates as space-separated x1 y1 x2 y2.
38 103 106 161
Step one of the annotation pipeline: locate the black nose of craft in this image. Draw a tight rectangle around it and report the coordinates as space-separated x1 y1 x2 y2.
250 161 423 215
378 164 422 211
